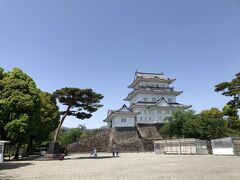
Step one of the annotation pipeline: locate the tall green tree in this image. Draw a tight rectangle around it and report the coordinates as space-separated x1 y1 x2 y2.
161 110 199 138
27 92 60 154
215 73 240 135
222 104 238 117
201 108 223 118
58 125 86 146
52 88 103 150
160 108 230 140
0 67 6 139
215 72 240 109
35 92 60 142
0 68 41 158
198 108 227 140
222 104 240 134
0 68 59 158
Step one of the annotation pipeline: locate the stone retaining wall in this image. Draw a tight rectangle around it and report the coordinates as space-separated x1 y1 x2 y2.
136 124 161 138
67 129 111 153
111 127 144 152
67 126 155 153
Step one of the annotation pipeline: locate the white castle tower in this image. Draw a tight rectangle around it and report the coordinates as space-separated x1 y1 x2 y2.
104 71 191 128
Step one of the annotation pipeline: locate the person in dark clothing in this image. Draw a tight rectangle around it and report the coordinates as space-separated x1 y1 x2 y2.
93 148 97 158
112 148 115 157
59 154 64 161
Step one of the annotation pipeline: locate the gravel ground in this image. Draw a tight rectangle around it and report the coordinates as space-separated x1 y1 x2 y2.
0 152 240 180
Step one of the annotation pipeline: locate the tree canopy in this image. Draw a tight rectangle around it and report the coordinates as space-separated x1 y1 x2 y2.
198 108 228 140
52 87 103 147
0 68 59 158
58 125 102 147
215 72 240 108
0 67 104 156
160 108 238 140
161 73 240 140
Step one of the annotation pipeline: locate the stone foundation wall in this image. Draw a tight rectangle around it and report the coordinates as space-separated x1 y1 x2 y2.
136 124 161 138
67 129 111 153
141 139 154 151
111 127 144 152
67 126 155 153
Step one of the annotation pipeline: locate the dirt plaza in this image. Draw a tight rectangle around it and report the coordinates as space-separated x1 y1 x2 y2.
1 152 240 180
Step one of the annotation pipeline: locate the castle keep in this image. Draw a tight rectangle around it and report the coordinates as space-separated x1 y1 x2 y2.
104 71 191 128
68 72 192 153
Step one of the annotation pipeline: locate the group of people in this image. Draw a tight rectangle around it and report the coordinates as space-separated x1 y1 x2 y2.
91 146 119 158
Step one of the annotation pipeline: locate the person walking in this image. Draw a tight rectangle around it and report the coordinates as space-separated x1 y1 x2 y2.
115 147 119 157
112 148 115 157
93 148 97 158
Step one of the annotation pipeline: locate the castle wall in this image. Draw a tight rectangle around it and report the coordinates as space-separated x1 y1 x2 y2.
67 129 112 153
112 115 135 128
130 93 176 104
67 127 156 153
137 80 169 88
136 124 161 138
133 107 172 124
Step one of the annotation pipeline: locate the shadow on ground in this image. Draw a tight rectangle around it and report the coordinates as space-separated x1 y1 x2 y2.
0 162 33 170
0 174 17 180
69 155 119 160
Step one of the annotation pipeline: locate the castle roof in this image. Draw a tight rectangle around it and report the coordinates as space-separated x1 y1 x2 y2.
128 71 175 88
129 98 192 110
124 88 182 101
135 71 166 79
103 104 138 122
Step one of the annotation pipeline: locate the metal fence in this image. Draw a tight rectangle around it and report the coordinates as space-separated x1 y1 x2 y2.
154 138 208 155
211 137 240 155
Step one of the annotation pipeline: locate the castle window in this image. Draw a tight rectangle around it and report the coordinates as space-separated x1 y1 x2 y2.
152 98 156 102
121 118 126 122
168 98 172 102
140 117 143 120
143 97 148 102
144 110 147 114
149 117 151 120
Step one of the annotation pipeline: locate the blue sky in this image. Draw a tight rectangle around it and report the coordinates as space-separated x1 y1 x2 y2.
0 0 240 128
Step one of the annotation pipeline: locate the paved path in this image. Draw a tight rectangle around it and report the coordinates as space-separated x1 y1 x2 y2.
0 153 240 180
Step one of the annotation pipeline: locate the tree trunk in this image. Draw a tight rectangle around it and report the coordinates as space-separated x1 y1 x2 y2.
53 106 71 145
13 142 22 159
25 136 33 157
